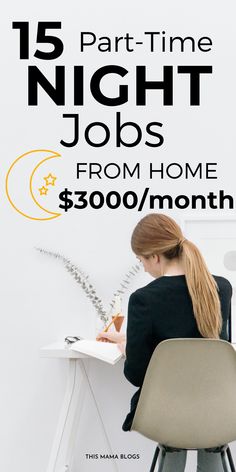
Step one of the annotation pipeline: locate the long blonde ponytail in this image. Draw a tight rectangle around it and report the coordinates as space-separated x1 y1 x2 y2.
181 239 221 338
131 213 222 339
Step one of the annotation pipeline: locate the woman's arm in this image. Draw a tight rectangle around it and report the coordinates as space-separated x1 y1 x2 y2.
96 331 125 343
124 290 153 388
96 331 126 354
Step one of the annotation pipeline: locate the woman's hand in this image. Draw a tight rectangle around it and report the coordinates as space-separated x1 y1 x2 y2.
96 331 126 344
96 331 126 356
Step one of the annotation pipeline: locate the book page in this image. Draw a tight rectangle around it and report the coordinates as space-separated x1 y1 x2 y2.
71 340 123 364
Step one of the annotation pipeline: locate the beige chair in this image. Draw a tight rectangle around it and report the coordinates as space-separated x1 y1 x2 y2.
131 338 236 472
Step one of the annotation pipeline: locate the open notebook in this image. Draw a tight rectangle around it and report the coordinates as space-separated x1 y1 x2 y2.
70 339 123 364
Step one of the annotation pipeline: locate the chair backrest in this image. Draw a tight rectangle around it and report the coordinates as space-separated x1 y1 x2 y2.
131 338 236 449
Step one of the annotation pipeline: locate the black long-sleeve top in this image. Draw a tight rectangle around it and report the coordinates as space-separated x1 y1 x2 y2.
122 274 232 431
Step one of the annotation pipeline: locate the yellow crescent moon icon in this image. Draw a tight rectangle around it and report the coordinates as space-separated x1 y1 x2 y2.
6 149 62 221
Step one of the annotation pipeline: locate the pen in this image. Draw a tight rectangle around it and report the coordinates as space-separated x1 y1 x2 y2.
104 312 121 332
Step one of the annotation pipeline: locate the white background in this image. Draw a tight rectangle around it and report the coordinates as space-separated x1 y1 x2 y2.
1 0 236 471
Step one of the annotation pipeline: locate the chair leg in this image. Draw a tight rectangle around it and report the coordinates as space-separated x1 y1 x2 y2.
157 448 166 472
149 446 160 472
221 449 230 472
226 446 236 472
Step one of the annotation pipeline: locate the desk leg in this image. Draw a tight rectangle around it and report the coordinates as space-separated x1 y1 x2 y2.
46 359 86 472
46 359 119 472
79 361 119 472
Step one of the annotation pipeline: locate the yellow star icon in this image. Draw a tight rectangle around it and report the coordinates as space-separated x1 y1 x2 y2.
44 173 57 186
39 186 49 196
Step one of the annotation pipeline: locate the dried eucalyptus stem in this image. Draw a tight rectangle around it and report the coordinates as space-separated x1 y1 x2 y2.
35 248 140 324
108 264 141 315
35 248 108 324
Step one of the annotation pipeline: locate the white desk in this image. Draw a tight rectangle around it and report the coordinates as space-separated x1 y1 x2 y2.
40 342 119 472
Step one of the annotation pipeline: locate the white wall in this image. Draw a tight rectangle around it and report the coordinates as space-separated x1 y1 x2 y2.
1 0 236 471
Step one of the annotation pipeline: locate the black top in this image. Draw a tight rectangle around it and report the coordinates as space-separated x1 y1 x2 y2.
122 275 232 431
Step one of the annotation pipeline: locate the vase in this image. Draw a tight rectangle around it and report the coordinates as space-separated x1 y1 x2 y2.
112 314 124 332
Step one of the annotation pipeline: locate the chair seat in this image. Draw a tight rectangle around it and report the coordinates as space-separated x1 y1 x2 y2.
131 339 236 471
132 339 236 449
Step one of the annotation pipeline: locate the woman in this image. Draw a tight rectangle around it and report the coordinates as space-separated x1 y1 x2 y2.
98 213 232 472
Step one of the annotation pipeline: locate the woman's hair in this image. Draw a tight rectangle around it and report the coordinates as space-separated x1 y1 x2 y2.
131 213 222 339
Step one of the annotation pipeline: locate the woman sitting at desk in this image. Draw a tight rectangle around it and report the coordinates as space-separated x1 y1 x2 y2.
98 213 232 472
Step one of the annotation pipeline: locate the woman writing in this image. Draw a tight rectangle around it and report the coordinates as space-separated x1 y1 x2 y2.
98 213 232 472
